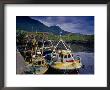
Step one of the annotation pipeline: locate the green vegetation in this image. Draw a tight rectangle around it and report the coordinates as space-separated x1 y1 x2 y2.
16 30 27 41
48 33 94 42
16 30 94 43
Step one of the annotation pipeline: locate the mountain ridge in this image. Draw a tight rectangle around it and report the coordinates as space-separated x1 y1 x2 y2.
16 16 70 35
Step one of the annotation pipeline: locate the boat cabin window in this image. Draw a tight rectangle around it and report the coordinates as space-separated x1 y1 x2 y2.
64 55 67 58
68 54 71 58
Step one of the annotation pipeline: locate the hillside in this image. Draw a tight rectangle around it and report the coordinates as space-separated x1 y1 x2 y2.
16 16 70 35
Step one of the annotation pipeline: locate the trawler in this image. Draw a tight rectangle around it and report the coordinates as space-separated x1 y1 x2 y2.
49 33 82 74
24 36 49 74
25 51 49 74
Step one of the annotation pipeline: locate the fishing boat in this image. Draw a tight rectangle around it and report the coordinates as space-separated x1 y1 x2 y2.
24 37 49 74
27 56 48 74
41 40 55 63
50 33 82 74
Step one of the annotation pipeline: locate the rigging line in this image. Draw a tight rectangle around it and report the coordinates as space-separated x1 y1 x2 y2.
69 49 75 60
54 40 61 49
62 40 68 50
63 41 72 51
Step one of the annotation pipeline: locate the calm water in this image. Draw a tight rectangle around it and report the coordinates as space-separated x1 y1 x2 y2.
71 44 94 74
74 52 94 74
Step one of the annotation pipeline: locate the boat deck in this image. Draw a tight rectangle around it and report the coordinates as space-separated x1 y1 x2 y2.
51 62 82 70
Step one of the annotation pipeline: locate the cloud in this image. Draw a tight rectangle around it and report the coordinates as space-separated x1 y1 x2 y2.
58 23 77 32
30 16 94 35
37 19 53 27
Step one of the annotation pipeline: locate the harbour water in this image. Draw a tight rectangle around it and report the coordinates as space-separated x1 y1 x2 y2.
75 52 94 74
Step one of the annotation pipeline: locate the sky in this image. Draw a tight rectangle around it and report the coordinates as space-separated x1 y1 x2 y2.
30 16 94 35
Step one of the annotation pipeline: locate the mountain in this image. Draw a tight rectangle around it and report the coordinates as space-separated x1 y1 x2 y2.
49 26 69 35
16 16 70 35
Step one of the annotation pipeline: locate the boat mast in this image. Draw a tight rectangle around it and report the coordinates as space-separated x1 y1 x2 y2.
54 31 68 50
